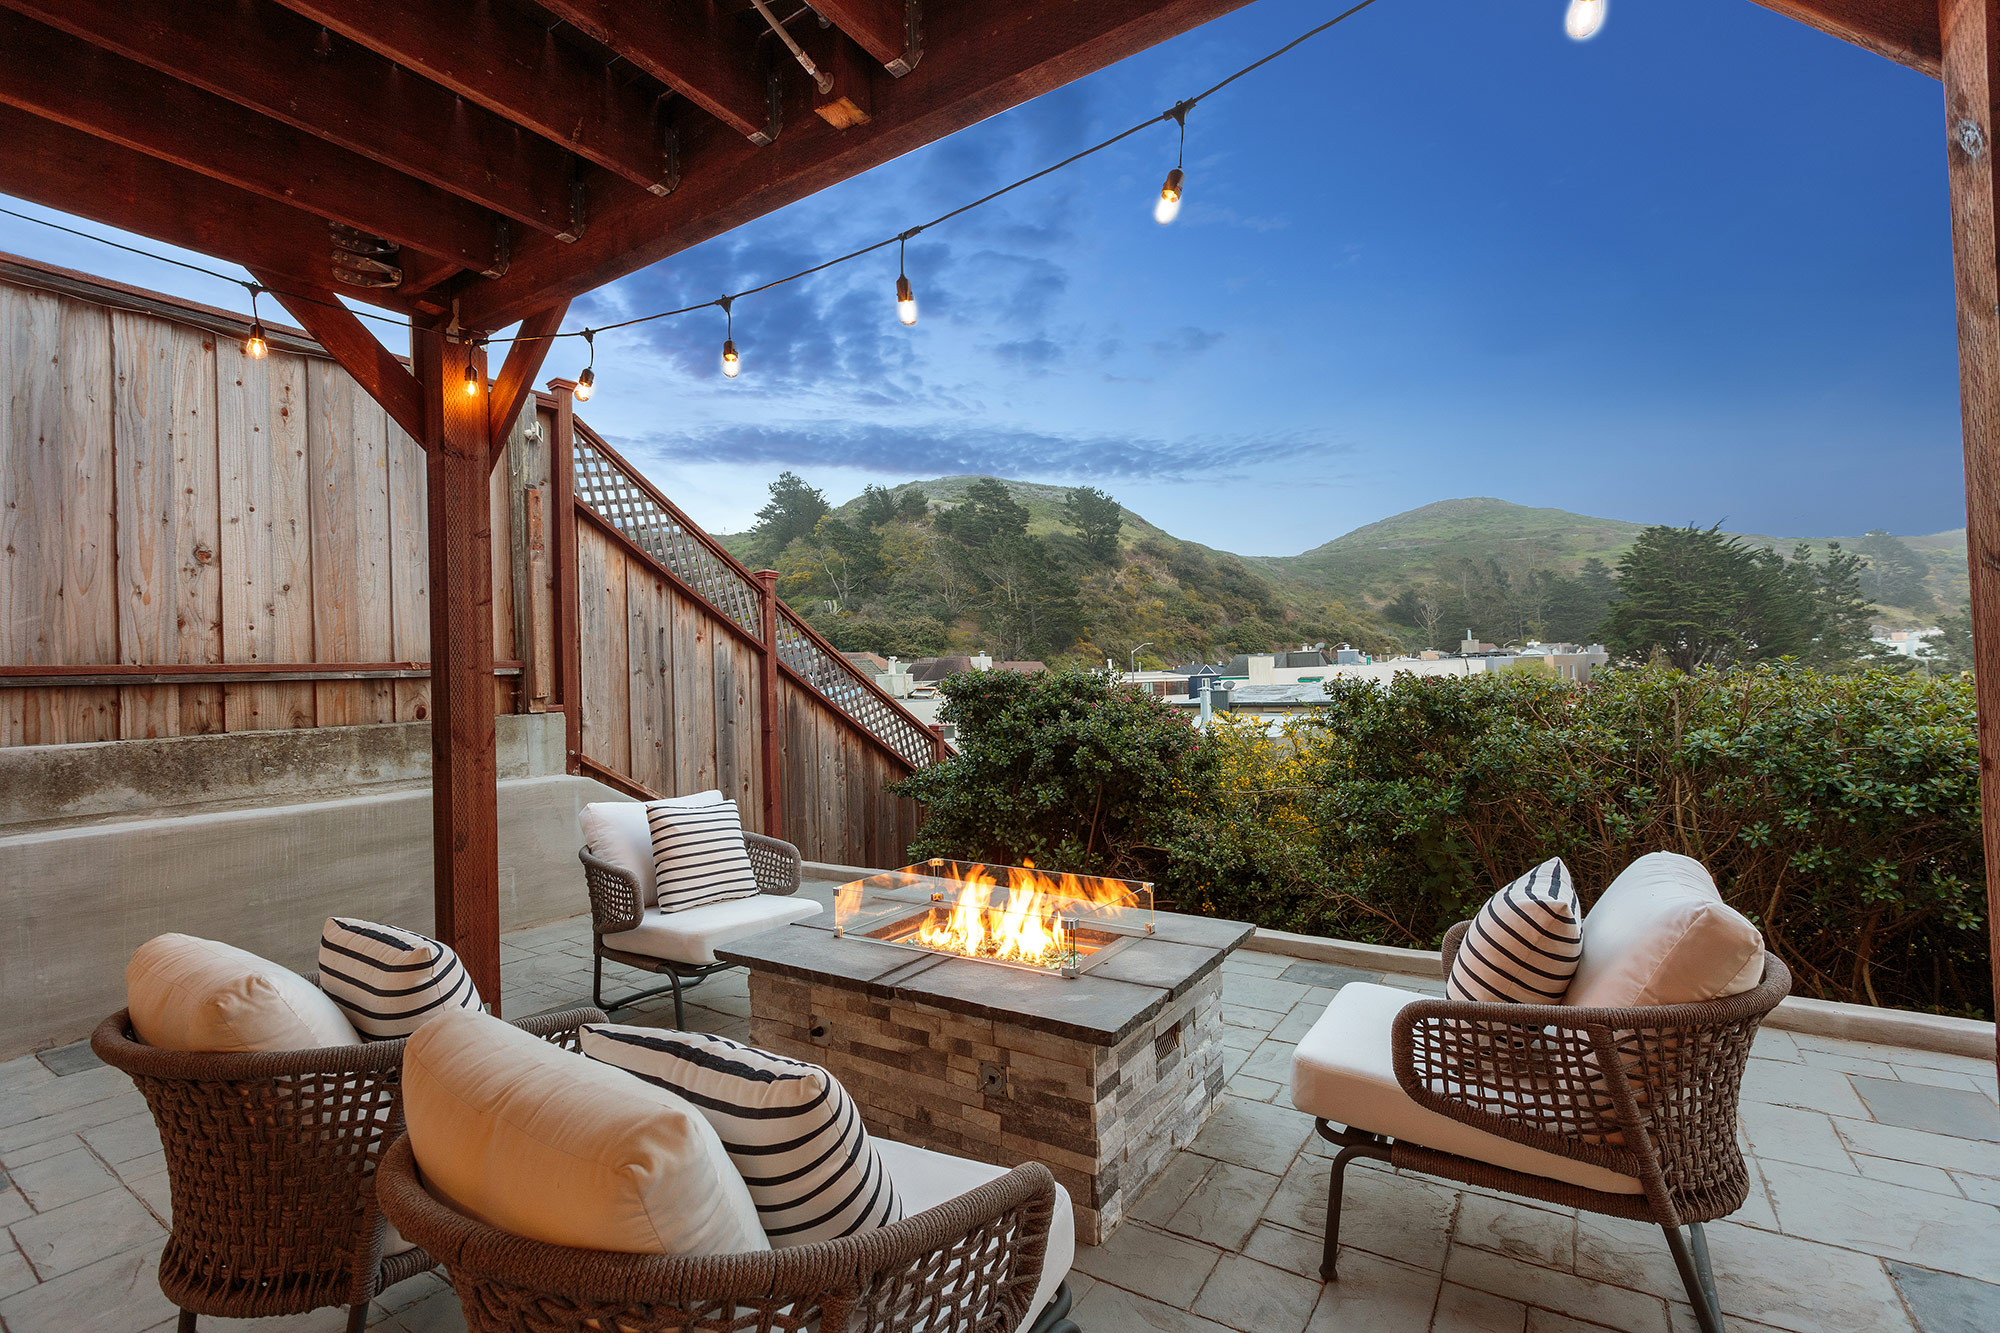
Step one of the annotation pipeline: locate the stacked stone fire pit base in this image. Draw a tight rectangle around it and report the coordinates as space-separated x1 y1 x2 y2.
720 910 1253 1245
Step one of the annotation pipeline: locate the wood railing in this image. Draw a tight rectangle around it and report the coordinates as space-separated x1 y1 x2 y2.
552 400 940 864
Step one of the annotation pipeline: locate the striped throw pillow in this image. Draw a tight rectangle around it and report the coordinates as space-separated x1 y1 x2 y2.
579 1025 903 1247
318 917 482 1038
1446 858 1583 1005
648 798 759 913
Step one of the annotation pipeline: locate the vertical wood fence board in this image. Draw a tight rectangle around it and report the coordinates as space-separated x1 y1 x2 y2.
388 419 430 722
488 440 516 717
626 570 665 792
2 287 76 744
112 309 183 738
672 582 704 796
174 326 224 735
713 631 739 807
57 300 117 741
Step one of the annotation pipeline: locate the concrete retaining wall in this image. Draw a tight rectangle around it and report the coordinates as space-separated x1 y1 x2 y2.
0 715 615 1058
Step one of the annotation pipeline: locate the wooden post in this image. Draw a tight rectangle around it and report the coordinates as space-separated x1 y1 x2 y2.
413 323 502 1009
547 379 583 776
1939 0 2000 1065
753 569 785 838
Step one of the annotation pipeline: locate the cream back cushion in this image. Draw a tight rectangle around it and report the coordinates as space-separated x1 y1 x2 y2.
581 792 724 909
126 934 360 1052
402 1010 767 1256
1564 852 1765 1008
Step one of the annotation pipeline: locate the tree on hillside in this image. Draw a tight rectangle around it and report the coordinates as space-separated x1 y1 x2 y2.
1062 486 1124 563
747 471 830 566
1541 559 1617 644
857 484 900 529
1856 530 1933 611
1598 525 1882 670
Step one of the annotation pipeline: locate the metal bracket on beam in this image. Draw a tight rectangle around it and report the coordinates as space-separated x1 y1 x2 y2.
750 67 784 146
885 0 923 77
651 119 682 197
483 219 512 280
329 223 403 289
559 173 588 244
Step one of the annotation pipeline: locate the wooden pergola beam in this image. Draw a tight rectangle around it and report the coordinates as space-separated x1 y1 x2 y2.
537 0 773 143
0 0 596 240
258 275 426 442
813 0 914 70
0 105 449 314
0 13 505 274
1937 0 2000 1064
488 303 572 464
1752 0 1942 77
461 0 1256 327
268 0 681 197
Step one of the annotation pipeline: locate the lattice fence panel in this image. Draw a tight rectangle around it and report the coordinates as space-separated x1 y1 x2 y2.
775 610 937 770
571 438 762 636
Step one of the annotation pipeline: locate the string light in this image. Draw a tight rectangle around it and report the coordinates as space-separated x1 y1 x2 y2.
0 1 1389 385
574 329 596 401
720 297 741 378
243 287 268 359
896 232 918 326
1156 102 1190 224
1565 0 1606 40
462 342 481 398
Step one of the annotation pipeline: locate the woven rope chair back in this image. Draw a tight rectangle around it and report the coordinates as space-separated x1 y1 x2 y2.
376 1134 1057 1333
91 1010 408 1318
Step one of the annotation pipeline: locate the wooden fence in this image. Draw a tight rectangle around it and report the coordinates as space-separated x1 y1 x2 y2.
1 257 935 863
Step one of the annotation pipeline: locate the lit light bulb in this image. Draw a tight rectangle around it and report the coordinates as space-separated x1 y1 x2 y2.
573 366 595 402
721 339 741 378
243 321 268 359
463 362 480 397
1565 0 1605 40
896 273 918 326
1155 167 1184 225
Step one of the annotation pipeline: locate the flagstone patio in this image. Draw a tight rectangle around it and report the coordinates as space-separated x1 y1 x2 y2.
2 891 1995 1333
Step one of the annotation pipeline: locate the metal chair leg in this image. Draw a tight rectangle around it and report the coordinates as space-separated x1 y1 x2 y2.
593 952 606 1011
1662 1222 1725 1333
669 967 686 1029
1028 1280 1078 1333
1321 1144 1368 1280
346 1303 369 1333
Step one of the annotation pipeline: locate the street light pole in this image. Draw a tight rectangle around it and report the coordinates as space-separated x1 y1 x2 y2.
1129 642 1154 673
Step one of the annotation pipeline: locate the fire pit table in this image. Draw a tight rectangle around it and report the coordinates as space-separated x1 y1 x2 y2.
717 860 1254 1244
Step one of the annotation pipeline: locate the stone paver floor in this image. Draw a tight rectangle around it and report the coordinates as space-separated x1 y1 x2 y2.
2 900 1996 1333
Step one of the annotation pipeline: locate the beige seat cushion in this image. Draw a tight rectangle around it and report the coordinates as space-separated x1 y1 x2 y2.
874 1139 1073 1333
601 893 822 967
1289 983 1642 1196
126 934 359 1052
581 792 724 910
1565 852 1764 1009
402 1010 766 1256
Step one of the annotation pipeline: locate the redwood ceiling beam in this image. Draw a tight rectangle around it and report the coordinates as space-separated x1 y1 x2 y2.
812 0 913 70
487 301 571 463
0 0 598 239
0 13 502 275
537 0 773 143
268 0 681 197
1749 0 1941 77
0 103 445 315
258 272 427 441
461 0 1257 327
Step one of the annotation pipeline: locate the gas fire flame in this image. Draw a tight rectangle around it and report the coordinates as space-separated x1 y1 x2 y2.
912 861 1135 970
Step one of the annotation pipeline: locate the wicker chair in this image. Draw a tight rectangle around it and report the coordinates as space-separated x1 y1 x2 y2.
581 830 815 1027
377 1131 1077 1333
92 1004 606 1333
1295 922 1791 1333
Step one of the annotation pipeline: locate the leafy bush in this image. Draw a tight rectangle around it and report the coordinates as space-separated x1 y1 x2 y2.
897 665 1990 1017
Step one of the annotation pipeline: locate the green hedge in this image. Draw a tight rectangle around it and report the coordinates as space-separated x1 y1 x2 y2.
894 665 1990 1018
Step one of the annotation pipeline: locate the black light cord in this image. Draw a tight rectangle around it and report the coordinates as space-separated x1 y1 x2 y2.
0 0 1384 352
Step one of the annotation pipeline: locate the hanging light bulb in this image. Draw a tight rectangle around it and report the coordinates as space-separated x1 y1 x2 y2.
720 297 741 378
573 329 596 401
1565 0 1606 40
895 233 918 326
1155 102 1191 225
463 354 480 398
243 287 268 359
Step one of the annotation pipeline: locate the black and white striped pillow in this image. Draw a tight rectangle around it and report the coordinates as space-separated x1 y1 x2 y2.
647 798 759 913
318 918 482 1038
579 1025 902 1248
1446 858 1583 1005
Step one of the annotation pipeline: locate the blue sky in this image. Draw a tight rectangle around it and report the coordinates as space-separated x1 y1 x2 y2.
0 0 1960 555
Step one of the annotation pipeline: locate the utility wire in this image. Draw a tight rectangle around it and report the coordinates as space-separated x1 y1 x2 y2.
0 0 1383 353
